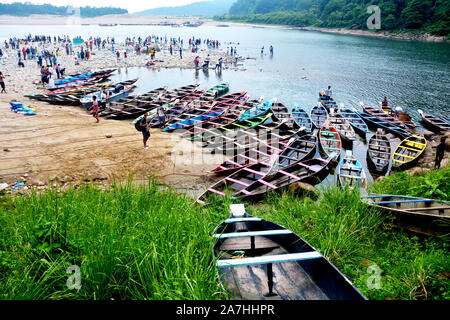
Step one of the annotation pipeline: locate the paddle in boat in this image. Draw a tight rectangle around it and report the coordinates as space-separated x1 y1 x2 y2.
212 204 367 299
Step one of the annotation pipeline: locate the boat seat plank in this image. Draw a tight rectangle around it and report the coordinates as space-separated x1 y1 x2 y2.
372 199 434 205
214 229 292 239
217 251 322 267
402 206 449 212
224 217 263 223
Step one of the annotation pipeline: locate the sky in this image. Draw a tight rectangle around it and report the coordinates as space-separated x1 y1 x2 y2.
1 0 207 13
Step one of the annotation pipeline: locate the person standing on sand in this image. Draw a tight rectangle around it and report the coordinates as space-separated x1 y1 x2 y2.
124 51 128 65
179 47 182 59
0 72 6 93
88 95 100 124
136 112 151 150
435 136 447 169
156 104 168 129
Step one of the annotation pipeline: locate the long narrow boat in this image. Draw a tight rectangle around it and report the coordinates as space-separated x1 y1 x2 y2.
209 122 299 155
211 139 288 175
212 204 367 300
144 90 212 127
310 105 328 129
337 150 367 189
238 99 273 122
418 109 450 133
290 105 313 132
192 111 273 143
163 92 247 132
181 97 250 138
367 129 391 174
338 108 370 137
319 120 341 160
392 135 427 170
233 156 334 201
361 103 409 130
318 91 338 111
204 82 229 98
80 85 135 109
274 130 318 168
328 110 356 143
271 101 295 128
355 109 411 139
361 194 449 236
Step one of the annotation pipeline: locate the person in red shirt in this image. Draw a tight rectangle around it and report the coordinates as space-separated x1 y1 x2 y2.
88 95 100 124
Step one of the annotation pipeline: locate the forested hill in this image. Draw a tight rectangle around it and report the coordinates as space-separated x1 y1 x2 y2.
0 2 128 17
215 0 449 36
135 0 235 17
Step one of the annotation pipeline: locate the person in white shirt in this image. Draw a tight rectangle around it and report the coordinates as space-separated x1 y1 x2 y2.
325 86 332 98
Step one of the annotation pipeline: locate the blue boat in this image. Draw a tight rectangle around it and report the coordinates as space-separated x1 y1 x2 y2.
290 104 313 132
338 108 370 137
238 99 272 122
80 85 134 109
355 109 411 139
164 111 224 132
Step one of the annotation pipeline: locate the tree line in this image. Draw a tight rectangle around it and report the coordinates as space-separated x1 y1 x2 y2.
0 2 128 17
214 0 449 36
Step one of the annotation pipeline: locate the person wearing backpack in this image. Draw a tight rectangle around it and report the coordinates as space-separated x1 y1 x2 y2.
135 112 151 150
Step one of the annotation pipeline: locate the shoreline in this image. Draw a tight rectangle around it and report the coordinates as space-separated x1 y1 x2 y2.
0 14 447 43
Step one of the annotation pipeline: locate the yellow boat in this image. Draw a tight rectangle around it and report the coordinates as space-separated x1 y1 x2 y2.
392 135 427 170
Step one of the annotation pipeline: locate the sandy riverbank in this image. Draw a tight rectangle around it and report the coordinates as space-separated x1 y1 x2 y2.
0 36 238 194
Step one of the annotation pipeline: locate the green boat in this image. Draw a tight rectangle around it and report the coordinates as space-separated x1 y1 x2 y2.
191 111 273 143
204 82 229 98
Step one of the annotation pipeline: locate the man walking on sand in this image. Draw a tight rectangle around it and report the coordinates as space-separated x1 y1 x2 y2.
136 112 151 150
88 95 100 124
435 136 447 169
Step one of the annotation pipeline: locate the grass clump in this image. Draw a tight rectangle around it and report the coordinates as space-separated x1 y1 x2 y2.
0 180 226 300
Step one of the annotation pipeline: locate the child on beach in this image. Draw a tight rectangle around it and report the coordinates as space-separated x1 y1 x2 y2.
88 96 100 124
0 72 6 93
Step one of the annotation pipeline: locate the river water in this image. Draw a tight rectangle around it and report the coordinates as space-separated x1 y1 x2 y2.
1 24 449 183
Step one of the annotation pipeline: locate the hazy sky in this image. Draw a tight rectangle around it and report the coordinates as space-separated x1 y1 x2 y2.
1 0 207 13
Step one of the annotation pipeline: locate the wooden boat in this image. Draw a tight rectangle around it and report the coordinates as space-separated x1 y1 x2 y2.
310 105 328 129
80 85 135 109
338 108 370 137
318 91 338 112
361 103 409 130
209 122 299 155
275 130 317 168
290 105 313 132
204 82 229 98
181 97 250 138
319 120 341 160
233 156 334 201
392 135 427 170
144 90 212 127
418 109 450 133
197 161 281 205
367 129 391 174
355 109 411 139
102 85 199 120
361 194 449 236
163 92 247 131
212 204 367 300
192 111 273 143
238 99 273 122
337 150 367 189
211 140 288 175
271 101 295 128
328 109 356 142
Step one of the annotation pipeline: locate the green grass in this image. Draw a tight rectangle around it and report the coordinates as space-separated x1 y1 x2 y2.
0 180 226 300
0 167 448 300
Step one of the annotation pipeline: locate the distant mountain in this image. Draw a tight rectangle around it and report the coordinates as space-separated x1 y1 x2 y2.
135 0 236 17
0 2 127 17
